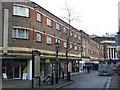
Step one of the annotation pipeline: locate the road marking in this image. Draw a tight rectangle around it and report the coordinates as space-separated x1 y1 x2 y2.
105 77 111 89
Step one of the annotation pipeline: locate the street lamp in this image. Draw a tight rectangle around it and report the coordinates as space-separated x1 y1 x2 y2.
55 40 59 84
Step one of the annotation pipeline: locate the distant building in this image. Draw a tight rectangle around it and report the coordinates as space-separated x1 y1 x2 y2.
91 36 117 60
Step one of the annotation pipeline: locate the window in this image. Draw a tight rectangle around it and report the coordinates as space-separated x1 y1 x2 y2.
74 33 77 38
13 6 29 17
47 18 52 27
63 27 68 34
70 43 72 49
12 28 29 39
56 23 60 31
63 41 67 48
79 34 81 39
36 33 42 42
37 13 42 22
70 30 73 36
56 38 61 44
75 44 77 50
46 36 52 44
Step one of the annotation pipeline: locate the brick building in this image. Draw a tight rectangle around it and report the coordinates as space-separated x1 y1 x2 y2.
91 36 117 60
1 0 104 80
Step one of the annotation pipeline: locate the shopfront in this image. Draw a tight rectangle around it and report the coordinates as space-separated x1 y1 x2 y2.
2 59 27 79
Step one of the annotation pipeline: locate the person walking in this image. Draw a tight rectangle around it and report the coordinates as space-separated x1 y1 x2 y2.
86 65 91 73
83 64 86 72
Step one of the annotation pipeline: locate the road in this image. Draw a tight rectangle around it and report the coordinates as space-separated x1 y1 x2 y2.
59 71 110 89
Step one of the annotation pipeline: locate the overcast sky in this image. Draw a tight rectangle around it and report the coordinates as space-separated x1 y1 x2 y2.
32 0 120 36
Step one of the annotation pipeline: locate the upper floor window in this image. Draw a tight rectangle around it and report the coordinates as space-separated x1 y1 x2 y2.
74 33 78 38
46 36 52 44
37 13 42 22
56 23 60 31
70 43 73 49
36 33 42 42
63 41 67 48
70 30 73 37
12 28 29 39
75 45 78 50
13 6 29 17
47 18 52 27
63 27 68 34
56 38 61 44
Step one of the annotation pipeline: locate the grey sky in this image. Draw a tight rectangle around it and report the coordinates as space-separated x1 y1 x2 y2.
32 0 120 36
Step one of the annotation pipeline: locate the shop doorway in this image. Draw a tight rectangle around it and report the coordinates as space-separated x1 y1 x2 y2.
3 62 21 79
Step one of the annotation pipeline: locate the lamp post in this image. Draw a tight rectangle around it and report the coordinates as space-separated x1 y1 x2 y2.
55 40 59 84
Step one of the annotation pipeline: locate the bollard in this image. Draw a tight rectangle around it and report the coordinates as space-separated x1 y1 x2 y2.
62 72 64 79
51 73 54 85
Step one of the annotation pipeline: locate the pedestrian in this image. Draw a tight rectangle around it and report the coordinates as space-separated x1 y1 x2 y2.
83 64 86 72
86 65 91 73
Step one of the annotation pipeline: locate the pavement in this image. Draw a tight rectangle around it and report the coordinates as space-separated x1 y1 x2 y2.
2 72 80 89
2 71 120 89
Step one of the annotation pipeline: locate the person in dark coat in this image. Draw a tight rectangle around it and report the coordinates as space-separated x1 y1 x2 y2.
87 65 91 73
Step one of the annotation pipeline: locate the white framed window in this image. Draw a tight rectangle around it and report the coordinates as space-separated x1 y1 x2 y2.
46 36 52 44
12 28 29 39
70 30 73 36
74 33 77 38
75 44 77 50
63 41 67 48
37 13 42 22
56 23 60 31
56 38 61 44
47 18 52 27
70 43 72 49
79 34 81 39
36 33 42 42
13 6 29 17
63 27 68 34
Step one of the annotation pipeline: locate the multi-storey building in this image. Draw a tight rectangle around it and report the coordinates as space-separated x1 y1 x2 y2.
1 0 104 80
80 31 104 62
91 36 117 60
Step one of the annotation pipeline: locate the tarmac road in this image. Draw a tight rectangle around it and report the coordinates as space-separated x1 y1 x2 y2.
60 71 110 88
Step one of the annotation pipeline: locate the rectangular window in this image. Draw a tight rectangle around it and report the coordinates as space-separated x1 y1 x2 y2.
56 23 60 31
70 43 72 49
56 38 61 44
12 28 29 39
70 30 73 37
63 27 68 34
46 36 52 44
64 41 67 48
75 44 77 50
36 33 42 42
13 6 29 17
74 33 77 38
47 18 52 27
37 13 42 22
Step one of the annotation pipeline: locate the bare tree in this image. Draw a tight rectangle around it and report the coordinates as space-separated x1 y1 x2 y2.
61 3 80 81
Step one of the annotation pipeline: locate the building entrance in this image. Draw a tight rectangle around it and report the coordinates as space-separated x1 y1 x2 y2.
3 62 21 79
2 59 27 79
